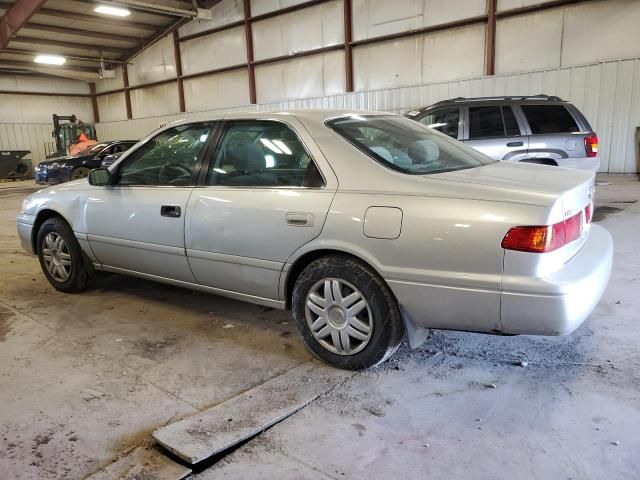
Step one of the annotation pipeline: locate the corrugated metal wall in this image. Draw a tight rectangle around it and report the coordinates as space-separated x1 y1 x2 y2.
0 123 55 168
98 57 640 173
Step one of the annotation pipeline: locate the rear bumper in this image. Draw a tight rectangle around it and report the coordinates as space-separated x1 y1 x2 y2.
501 224 613 335
16 213 35 254
556 156 600 172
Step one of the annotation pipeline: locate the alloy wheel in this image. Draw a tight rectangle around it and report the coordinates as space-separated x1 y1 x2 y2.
42 232 72 282
304 278 373 355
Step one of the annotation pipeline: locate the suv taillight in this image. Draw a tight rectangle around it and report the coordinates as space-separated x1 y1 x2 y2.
585 134 598 158
502 210 586 253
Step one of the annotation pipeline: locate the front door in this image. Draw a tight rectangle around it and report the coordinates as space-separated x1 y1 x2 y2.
186 118 338 301
85 122 215 282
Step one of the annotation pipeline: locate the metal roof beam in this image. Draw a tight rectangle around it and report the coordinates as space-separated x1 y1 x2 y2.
23 22 142 43
0 0 47 49
12 36 128 54
0 2 159 31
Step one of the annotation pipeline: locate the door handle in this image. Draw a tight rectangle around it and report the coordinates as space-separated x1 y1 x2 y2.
506 141 524 147
286 212 314 227
161 205 181 218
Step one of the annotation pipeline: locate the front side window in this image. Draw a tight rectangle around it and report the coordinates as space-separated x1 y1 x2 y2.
418 108 459 138
521 104 579 134
118 123 212 186
207 121 323 187
327 115 495 175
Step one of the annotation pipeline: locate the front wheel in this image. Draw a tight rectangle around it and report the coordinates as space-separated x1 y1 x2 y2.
292 255 404 370
70 166 91 181
37 217 92 293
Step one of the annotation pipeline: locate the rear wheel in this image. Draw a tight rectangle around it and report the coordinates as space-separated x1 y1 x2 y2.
70 166 91 180
292 255 404 370
37 217 92 293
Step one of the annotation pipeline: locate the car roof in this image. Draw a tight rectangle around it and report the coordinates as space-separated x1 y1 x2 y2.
162 109 393 128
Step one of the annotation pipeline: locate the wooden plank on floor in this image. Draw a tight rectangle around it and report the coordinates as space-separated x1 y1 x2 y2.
85 444 191 480
152 361 354 464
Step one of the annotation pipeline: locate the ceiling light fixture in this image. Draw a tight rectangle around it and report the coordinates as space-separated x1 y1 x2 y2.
95 5 131 17
34 55 66 65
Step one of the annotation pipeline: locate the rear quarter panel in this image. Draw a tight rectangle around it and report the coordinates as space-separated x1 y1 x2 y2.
291 190 547 333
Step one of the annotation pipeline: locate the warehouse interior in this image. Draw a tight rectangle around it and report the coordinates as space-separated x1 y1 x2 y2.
1 0 639 479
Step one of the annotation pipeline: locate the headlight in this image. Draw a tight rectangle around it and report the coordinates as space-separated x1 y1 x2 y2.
21 197 30 214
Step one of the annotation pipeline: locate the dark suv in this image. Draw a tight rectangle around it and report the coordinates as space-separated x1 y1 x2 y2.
406 95 599 171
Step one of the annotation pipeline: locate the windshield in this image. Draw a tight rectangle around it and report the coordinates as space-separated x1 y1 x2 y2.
327 115 495 175
76 142 109 156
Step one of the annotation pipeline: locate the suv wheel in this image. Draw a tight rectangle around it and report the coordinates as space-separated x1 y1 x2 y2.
292 255 404 370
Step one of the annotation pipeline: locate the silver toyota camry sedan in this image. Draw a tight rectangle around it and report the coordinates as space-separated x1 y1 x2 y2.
16 110 613 370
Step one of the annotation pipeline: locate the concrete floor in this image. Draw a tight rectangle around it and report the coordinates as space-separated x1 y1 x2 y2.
0 175 638 479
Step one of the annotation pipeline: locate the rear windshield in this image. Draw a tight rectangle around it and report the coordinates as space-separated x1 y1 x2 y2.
521 104 580 134
327 115 495 175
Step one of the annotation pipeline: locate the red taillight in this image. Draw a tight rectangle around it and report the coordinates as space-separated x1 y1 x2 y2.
502 210 585 253
585 203 593 223
585 134 598 158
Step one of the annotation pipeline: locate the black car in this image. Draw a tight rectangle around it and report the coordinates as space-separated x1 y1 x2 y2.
35 140 137 185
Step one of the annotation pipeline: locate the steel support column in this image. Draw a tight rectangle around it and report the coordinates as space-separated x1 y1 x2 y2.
243 0 257 104
485 0 497 76
173 30 186 112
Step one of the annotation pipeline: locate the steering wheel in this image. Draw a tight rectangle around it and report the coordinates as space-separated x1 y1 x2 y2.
158 163 192 185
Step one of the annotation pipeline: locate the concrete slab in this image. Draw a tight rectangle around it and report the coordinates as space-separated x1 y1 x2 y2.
153 362 354 464
85 444 191 480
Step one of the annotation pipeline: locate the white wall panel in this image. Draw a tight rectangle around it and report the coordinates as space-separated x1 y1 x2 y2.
495 10 562 74
130 82 180 118
251 0 309 17
255 50 344 103
96 92 127 123
562 0 640 67
179 0 243 37
352 0 486 41
497 0 556 11
94 66 124 93
0 93 93 124
0 75 89 94
252 0 343 61
0 123 54 167
181 26 246 75
128 36 177 86
354 24 484 91
184 69 250 111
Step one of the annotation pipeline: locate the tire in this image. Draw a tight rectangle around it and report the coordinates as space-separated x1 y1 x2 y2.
36 217 92 293
70 166 91 181
292 255 405 370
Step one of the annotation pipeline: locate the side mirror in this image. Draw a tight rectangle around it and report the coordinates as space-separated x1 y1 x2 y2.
88 168 113 186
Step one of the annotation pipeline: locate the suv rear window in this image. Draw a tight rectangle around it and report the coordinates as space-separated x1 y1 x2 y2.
521 105 579 134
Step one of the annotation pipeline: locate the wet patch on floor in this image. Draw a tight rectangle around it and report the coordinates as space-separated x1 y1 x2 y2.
593 201 637 222
0 310 14 342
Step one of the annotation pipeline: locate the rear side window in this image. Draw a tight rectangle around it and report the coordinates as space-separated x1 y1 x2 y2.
207 121 323 188
418 108 459 138
468 106 504 138
469 106 522 139
521 105 579 134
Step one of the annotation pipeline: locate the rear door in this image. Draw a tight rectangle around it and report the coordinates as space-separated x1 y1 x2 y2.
462 104 528 161
517 103 585 161
185 117 338 302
